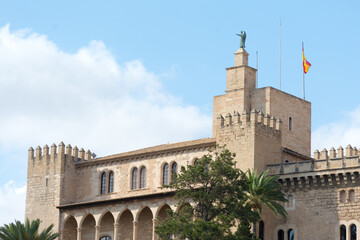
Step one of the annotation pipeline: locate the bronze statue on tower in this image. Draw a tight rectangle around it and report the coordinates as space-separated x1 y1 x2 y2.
236 31 246 49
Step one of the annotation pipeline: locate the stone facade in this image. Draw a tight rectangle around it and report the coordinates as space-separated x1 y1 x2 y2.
25 47 358 240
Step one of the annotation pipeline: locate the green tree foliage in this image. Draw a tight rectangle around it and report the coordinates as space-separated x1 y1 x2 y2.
0 218 59 240
155 148 287 240
241 169 288 219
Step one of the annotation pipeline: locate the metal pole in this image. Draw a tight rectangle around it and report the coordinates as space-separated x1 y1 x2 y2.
279 19 282 90
256 51 258 88
302 42 305 100
303 69 305 100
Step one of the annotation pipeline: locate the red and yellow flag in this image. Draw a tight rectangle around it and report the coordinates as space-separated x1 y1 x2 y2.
302 46 311 74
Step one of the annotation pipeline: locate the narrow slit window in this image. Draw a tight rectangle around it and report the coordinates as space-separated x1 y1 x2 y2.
100 172 106 194
340 225 346 240
278 230 284 240
340 190 346 203
289 117 293 131
132 168 138 190
108 171 114 193
171 162 178 181
349 189 355 202
351 224 356 240
163 163 169 185
259 220 264 240
140 166 146 189
288 229 294 240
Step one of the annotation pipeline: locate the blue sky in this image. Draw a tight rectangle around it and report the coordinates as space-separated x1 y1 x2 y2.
0 0 359 224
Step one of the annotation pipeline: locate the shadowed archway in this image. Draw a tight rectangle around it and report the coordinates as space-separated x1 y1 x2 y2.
118 209 134 240
63 216 77 240
137 207 153 240
99 211 114 239
81 214 96 240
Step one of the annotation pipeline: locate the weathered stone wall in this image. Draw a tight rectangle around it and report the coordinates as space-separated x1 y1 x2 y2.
262 184 360 240
25 144 64 232
74 140 214 203
215 109 282 172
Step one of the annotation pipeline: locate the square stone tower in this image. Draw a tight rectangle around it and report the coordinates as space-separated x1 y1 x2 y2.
213 48 311 170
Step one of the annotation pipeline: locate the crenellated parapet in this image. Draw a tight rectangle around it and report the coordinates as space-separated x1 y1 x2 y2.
217 109 282 132
267 144 360 176
28 142 94 163
276 170 360 192
267 144 360 191
313 144 359 160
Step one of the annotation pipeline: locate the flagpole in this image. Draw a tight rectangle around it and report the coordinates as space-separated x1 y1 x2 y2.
256 51 258 88
279 19 282 90
303 42 305 100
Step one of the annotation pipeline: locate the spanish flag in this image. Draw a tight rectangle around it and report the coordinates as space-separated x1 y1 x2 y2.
302 45 311 74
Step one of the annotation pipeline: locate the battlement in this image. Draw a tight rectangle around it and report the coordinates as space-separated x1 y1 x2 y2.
28 142 94 162
217 109 282 131
267 144 360 175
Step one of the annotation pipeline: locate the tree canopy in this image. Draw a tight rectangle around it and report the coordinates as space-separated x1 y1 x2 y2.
0 218 59 240
155 148 287 240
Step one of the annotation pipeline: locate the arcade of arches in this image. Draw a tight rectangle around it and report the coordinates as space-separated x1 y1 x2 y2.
61 202 178 240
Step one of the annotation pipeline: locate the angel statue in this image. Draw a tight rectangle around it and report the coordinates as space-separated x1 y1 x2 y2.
236 31 246 49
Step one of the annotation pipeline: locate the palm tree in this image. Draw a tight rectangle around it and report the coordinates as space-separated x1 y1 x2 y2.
242 169 287 219
241 169 288 238
0 218 59 240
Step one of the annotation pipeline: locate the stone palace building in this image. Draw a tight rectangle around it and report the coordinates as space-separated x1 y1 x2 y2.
25 46 359 240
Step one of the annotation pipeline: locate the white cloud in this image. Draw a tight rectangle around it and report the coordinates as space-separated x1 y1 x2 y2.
0 181 26 225
0 24 212 155
312 106 360 152
0 24 212 223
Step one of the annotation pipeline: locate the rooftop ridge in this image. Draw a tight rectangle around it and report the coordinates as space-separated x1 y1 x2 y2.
80 137 216 164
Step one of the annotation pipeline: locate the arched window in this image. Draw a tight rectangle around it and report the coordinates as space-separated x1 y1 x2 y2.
258 220 264 240
351 224 357 240
340 225 346 240
140 166 146 189
349 189 355 202
289 117 292 131
288 229 294 240
132 168 138 190
108 171 114 193
340 190 346 203
100 237 111 240
278 229 284 240
163 163 169 185
171 162 178 181
100 172 106 194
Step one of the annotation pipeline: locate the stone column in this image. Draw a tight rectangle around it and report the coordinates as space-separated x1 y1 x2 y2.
76 227 82 240
152 218 158 240
133 221 138 240
113 223 119 240
95 225 100 240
